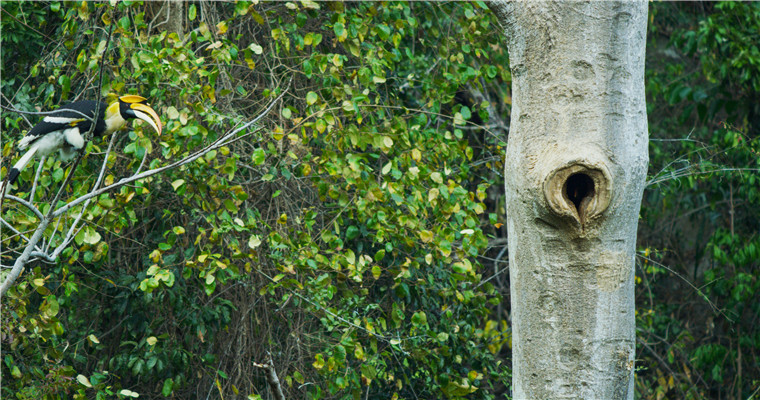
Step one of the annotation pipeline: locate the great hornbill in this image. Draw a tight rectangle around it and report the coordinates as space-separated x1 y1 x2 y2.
0 95 162 194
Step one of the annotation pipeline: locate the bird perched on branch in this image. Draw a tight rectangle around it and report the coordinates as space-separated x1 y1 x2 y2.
0 95 162 194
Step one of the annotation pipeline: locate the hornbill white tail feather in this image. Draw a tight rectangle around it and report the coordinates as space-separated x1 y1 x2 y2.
0 143 39 196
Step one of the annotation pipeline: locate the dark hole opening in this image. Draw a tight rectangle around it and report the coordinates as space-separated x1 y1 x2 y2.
564 173 595 213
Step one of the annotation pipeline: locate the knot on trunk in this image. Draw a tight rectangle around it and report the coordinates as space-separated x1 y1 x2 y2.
544 161 611 228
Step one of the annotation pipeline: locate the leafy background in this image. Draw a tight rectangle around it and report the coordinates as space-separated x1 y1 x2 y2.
0 2 757 399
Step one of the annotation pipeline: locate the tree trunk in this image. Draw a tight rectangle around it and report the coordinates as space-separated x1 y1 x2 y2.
488 2 649 399
147 0 185 39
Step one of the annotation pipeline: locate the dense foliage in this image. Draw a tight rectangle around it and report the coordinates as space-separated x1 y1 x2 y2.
0 2 757 399
637 3 760 399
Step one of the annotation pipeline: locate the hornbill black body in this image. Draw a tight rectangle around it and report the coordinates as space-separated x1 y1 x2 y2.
1 95 161 194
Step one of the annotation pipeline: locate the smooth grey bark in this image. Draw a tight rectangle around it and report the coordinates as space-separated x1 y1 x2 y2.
488 2 649 399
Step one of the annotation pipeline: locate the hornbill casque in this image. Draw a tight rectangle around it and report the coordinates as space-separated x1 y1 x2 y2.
0 95 162 194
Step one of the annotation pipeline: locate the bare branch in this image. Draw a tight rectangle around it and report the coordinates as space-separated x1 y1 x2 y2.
253 354 287 400
29 155 46 200
0 216 50 297
45 137 117 261
0 195 44 220
0 217 37 252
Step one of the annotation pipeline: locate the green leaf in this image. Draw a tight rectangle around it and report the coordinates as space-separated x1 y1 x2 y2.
162 378 175 397
411 311 427 327
171 179 185 191
77 374 92 388
76 227 101 245
315 119 327 133
313 353 325 369
333 22 346 42
377 24 390 40
452 262 470 274
306 91 318 105
249 43 263 54
382 162 392 175
119 389 140 398
303 59 313 78
189 4 197 21
460 106 471 120
252 148 266 165
248 235 262 248
204 280 216 296
235 1 249 15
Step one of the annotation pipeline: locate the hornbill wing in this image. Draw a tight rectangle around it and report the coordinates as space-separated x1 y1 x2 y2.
1 101 107 193
18 100 107 149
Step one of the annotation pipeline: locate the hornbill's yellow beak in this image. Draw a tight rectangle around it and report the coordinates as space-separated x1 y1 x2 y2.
119 95 162 135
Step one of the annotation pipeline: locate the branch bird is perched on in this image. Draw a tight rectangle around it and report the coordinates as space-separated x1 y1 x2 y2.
0 95 162 194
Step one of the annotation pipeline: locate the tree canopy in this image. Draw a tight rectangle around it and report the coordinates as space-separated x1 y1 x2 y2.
1 2 758 399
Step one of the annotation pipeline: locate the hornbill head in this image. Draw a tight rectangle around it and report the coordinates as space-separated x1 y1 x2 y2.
113 95 162 135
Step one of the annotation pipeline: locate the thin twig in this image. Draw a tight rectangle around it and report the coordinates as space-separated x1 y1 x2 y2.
29 155 46 203
133 139 151 176
636 252 732 322
0 92 32 127
647 167 760 187
0 102 101 120
0 218 34 251
0 195 44 220
637 337 688 399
